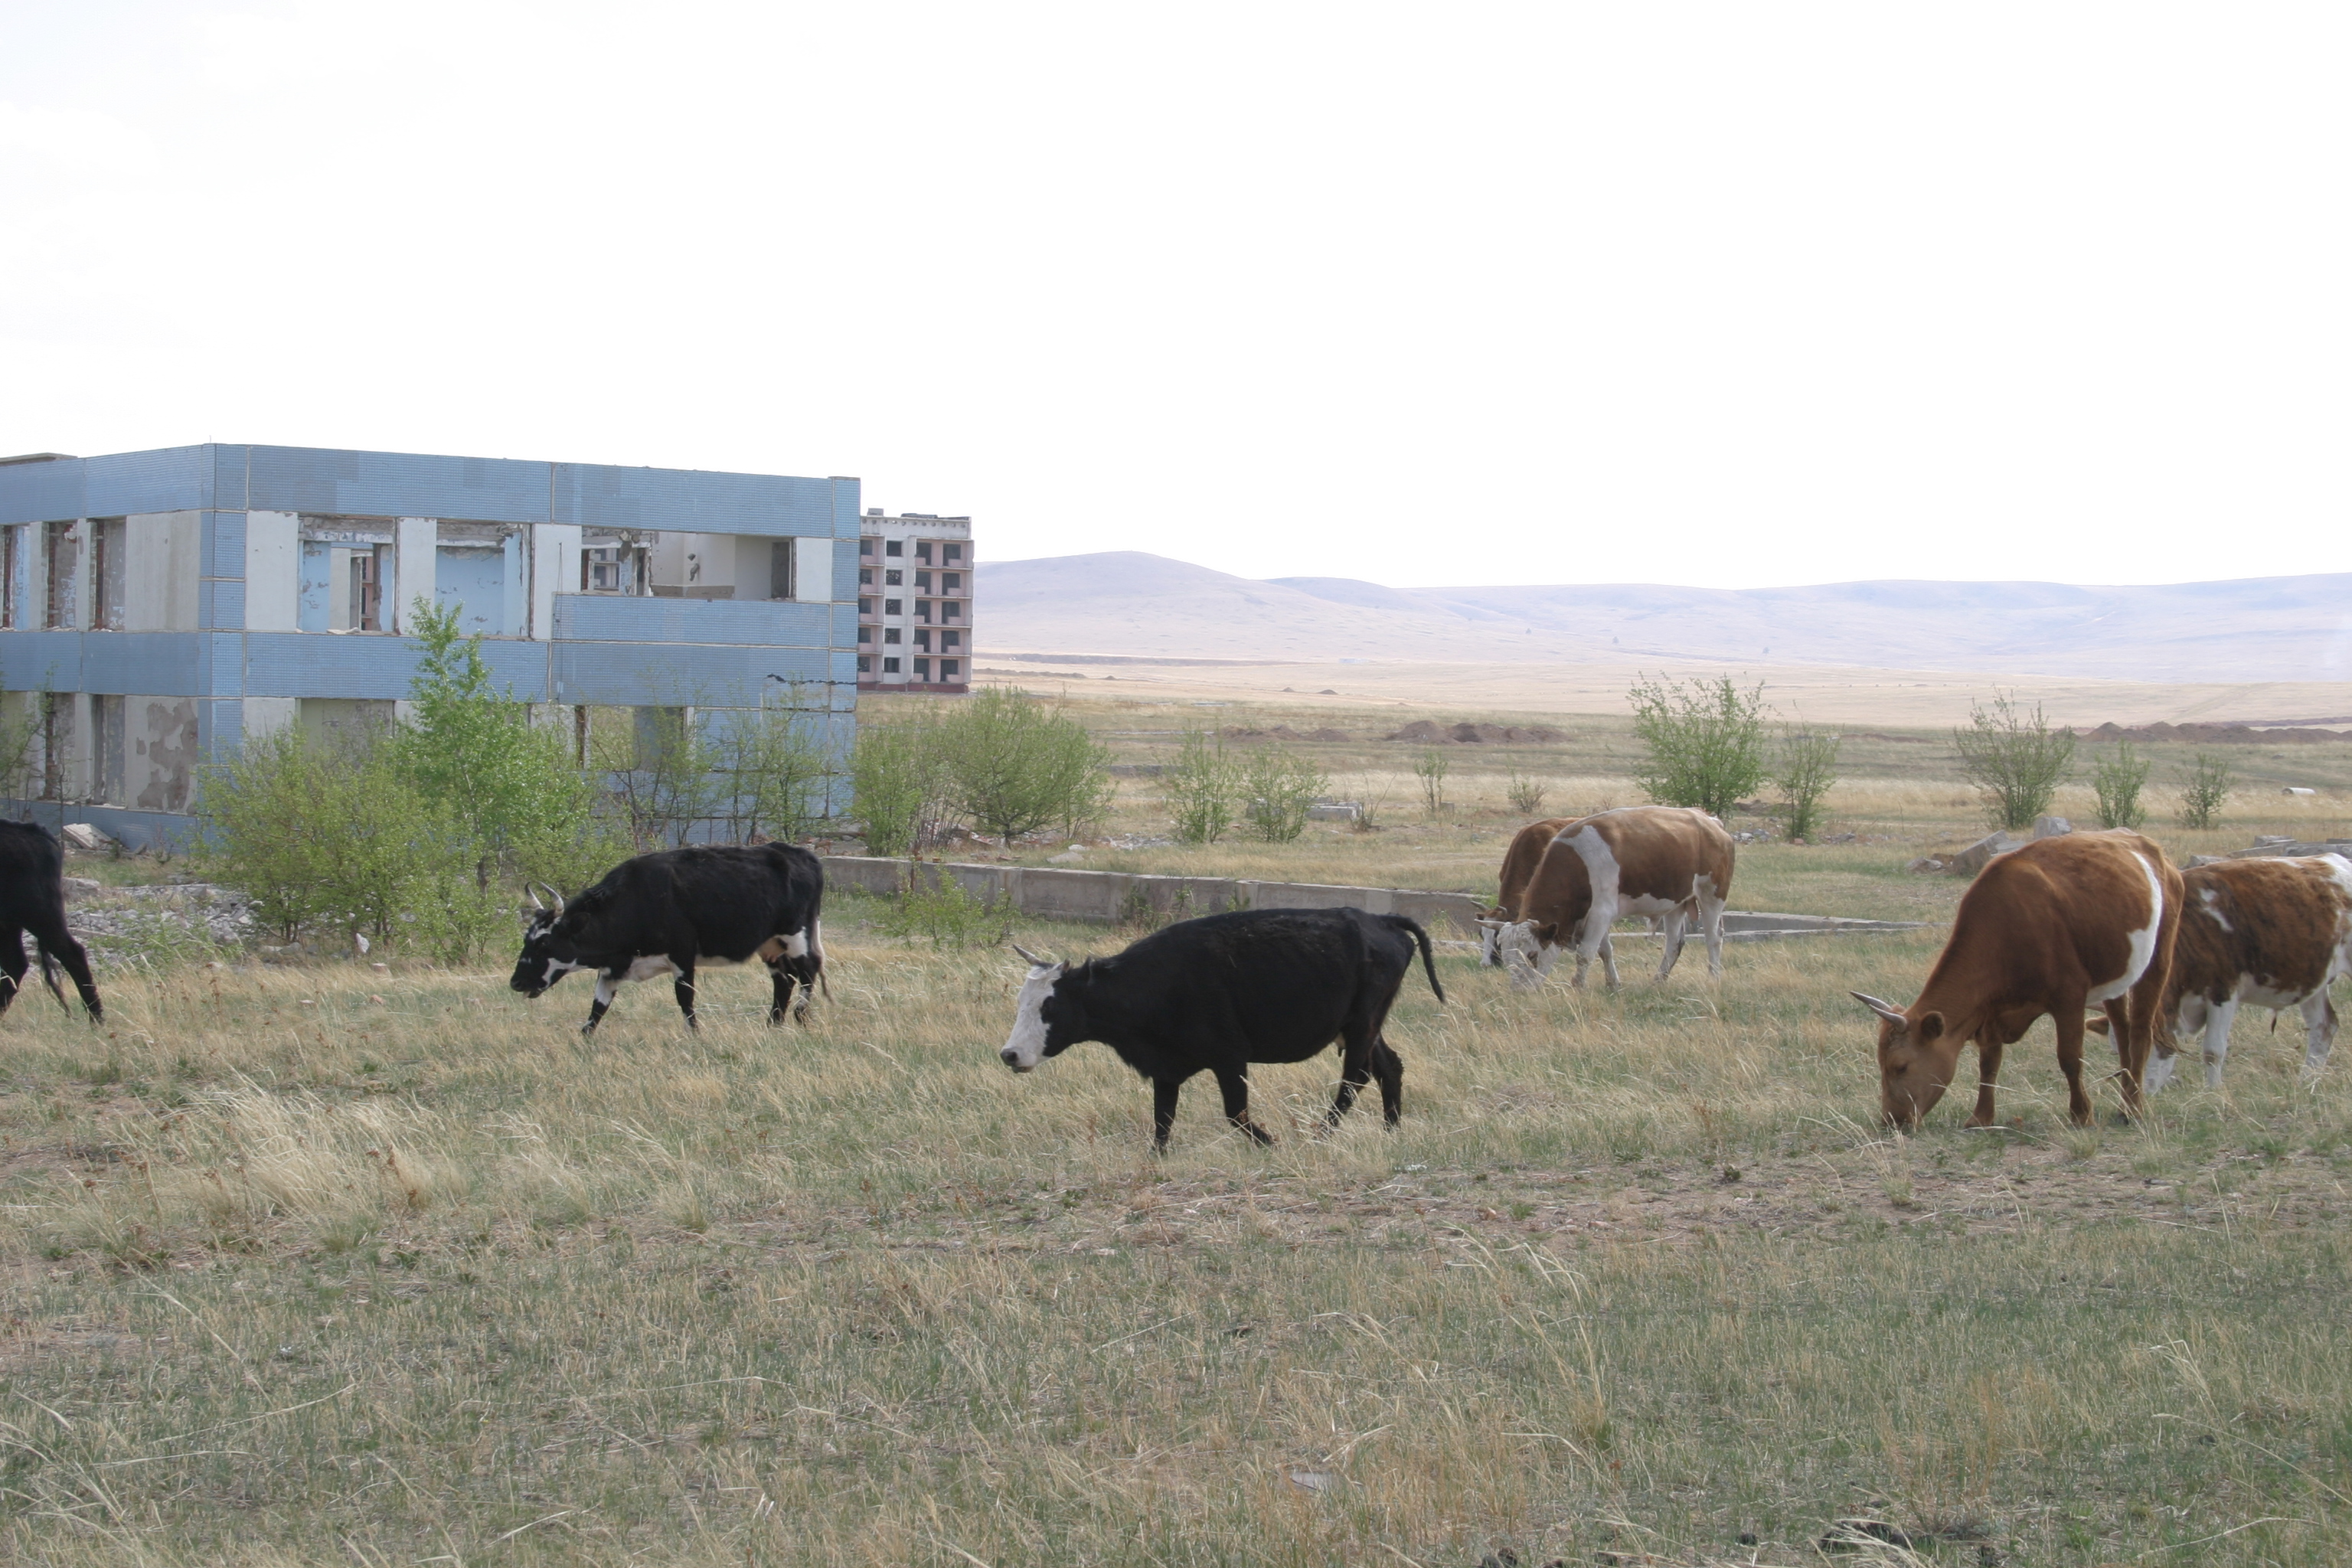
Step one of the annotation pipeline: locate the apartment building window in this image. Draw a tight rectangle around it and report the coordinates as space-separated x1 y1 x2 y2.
884 569 901 586
885 541 903 557
942 572 961 593
940 658 961 681
915 541 933 564
857 626 871 644
94 694 124 803
352 548 386 631
858 567 873 586
1 528 16 629
857 655 872 673
858 596 872 615
859 537 874 557
913 570 931 591
90 520 125 631
943 542 963 564
914 629 931 652
916 600 933 623
884 598 901 616
942 629 961 649
43 521 77 629
882 657 900 674
883 627 900 645
583 547 626 592
768 540 795 599
942 599 962 622
913 658 931 680
38 693 70 799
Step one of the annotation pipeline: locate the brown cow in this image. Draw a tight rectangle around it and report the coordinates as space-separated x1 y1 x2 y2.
1492 806 1736 988
2118 854 2352 1092
1854 830 2182 1129
1478 817 1574 966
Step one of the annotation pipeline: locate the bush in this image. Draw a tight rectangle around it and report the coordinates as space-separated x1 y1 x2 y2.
1952 694 2075 831
2090 741 2151 830
1241 746 1327 843
592 705 717 852
936 689 1111 844
2178 750 2234 828
1504 769 1547 815
707 693 836 845
1628 675 1771 819
1412 748 1449 817
1163 730 1240 844
850 722 953 858
1774 727 1840 842
880 873 1014 948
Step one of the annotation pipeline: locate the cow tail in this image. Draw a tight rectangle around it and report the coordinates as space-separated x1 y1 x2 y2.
33 941 68 1012
1388 914 1445 1003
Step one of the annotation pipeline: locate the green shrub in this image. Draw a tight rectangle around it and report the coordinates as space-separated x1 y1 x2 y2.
881 874 1014 948
1504 769 1547 815
1628 675 1771 819
1242 746 1327 843
935 689 1111 844
1412 748 1450 817
2178 750 2234 829
1163 730 1240 844
851 722 952 857
1774 727 1840 842
1952 694 2074 830
2090 741 2151 830
707 693 836 846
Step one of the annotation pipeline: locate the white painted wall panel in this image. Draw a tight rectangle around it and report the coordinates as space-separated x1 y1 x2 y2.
531 524 579 639
242 511 299 632
794 537 834 603
125 511 204 632
392 518 436 632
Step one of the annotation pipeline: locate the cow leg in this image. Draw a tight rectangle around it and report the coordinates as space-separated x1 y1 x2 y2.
2055 1005 2094 1125
1326 1037 1374 1129
0 929 26 1018
671 959 700 1031
26 920 100 1021
1152 1077 1183 1152
1372 1040 1404 1125
766 962 797 1026
582 973 619 1036
2299 991 2336 1083
1965 1034 2004 1127
2143 997 2187 1093
1700 890 1727 978
1655 906 1690 982
1214 1067 1275 1146
2201 996 2242 1090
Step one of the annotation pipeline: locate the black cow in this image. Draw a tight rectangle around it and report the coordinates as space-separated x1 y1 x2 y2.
508 843 824 1034
0 822 101 1022
998 906 1445 1149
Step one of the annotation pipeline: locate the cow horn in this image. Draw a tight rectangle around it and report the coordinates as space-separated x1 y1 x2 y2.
537 882 567 915
1011 942 1057 969
528 886 546 912
1849 991 1908 1024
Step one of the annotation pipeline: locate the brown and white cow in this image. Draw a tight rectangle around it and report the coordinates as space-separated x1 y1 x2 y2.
1491 806 1736 988
1854 830 2181 1129
1478 817 1574 966
2128 854 2352 1092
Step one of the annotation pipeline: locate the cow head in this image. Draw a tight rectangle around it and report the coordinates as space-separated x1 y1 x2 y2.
1476 909 1511 966
1000 944 1083 1073
1854 990 1955 1128
1488 920 1550 988
510 884 587 999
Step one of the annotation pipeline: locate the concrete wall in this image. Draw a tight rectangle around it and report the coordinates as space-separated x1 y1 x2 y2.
243 512 299 631
129 696 200 811
123 512 202 632
820 856 1488 933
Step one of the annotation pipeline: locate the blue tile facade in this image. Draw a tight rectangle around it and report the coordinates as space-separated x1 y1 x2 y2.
0 444 862 844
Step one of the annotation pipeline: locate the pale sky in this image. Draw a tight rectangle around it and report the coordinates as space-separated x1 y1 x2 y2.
3 2 2345 590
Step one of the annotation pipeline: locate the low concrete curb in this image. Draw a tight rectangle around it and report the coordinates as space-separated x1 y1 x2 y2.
820 858 1931 941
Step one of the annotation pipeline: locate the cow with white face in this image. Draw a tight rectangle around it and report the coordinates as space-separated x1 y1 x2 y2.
1477 817 1575 966
998 906 1445 1151
509 842 825 1034
1490 806 1735 989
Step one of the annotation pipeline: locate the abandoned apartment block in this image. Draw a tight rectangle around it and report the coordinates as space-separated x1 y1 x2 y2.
854 508 974 694
0 444 871 847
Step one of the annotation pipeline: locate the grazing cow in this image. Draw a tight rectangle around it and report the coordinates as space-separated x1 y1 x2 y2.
509 843 824 1034
998 906 1445 1150
1854 830 2180 1129
1478 817 1574 965
2102 855 2352 1092
1490 806 1736 988
0 822 101 1022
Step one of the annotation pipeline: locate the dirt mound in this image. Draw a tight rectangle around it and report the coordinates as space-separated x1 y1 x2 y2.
1384 720 1567 744
2087 720 2351 746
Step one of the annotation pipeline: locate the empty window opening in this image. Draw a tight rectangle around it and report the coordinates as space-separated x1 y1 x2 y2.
857 655 872 673
914 629 931 652
915 541 933 564
884 569 902 586
940 659 961 681
43 521 77 629
943 543 962 563
350 547 387 631
916 600 933 622
942 600 962 622
942 629 961 649
90 520 125 631
1 529 17 630
884 598 902 616
93 695 125 804
882 657 900 674
769 540 795 600
884 627 901 645
860 537 875 557
942 572 961 593
884 540 903 557
38 693 70 800
858 567 873 586
913 658 931 680
914 570 932 591
857 625 871 644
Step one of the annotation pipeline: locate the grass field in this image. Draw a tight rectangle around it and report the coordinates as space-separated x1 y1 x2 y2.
3 696 2350 1564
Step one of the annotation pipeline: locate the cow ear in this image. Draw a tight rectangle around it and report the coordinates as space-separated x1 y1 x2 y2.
1916 1011 1945 1043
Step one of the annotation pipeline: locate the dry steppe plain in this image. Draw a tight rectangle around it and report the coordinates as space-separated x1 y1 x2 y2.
5 694 2352 1565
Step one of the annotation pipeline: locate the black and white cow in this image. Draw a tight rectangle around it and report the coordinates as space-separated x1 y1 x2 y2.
998 906 1445 1150
508 843 824 1034
0 822 100 1022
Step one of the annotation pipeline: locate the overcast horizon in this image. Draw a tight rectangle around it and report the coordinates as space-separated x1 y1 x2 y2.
5 3 2346 593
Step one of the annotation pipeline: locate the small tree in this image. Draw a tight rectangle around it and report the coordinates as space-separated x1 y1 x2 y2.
850 722 952 858
1412 748 1449 816
1163 730 1240 844
1242 746 1328 843
936 689 1110 845
1952 694 2075 831
2090 741 2151 830
1504 768 1547 815
2178 750 2234 829
707 695 835 845
1628 674 1771 819
1774 727 1840 842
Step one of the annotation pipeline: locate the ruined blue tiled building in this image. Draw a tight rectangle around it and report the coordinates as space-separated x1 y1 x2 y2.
0 444 861 846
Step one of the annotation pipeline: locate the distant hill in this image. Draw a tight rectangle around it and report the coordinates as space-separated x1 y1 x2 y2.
975 551 2352 684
